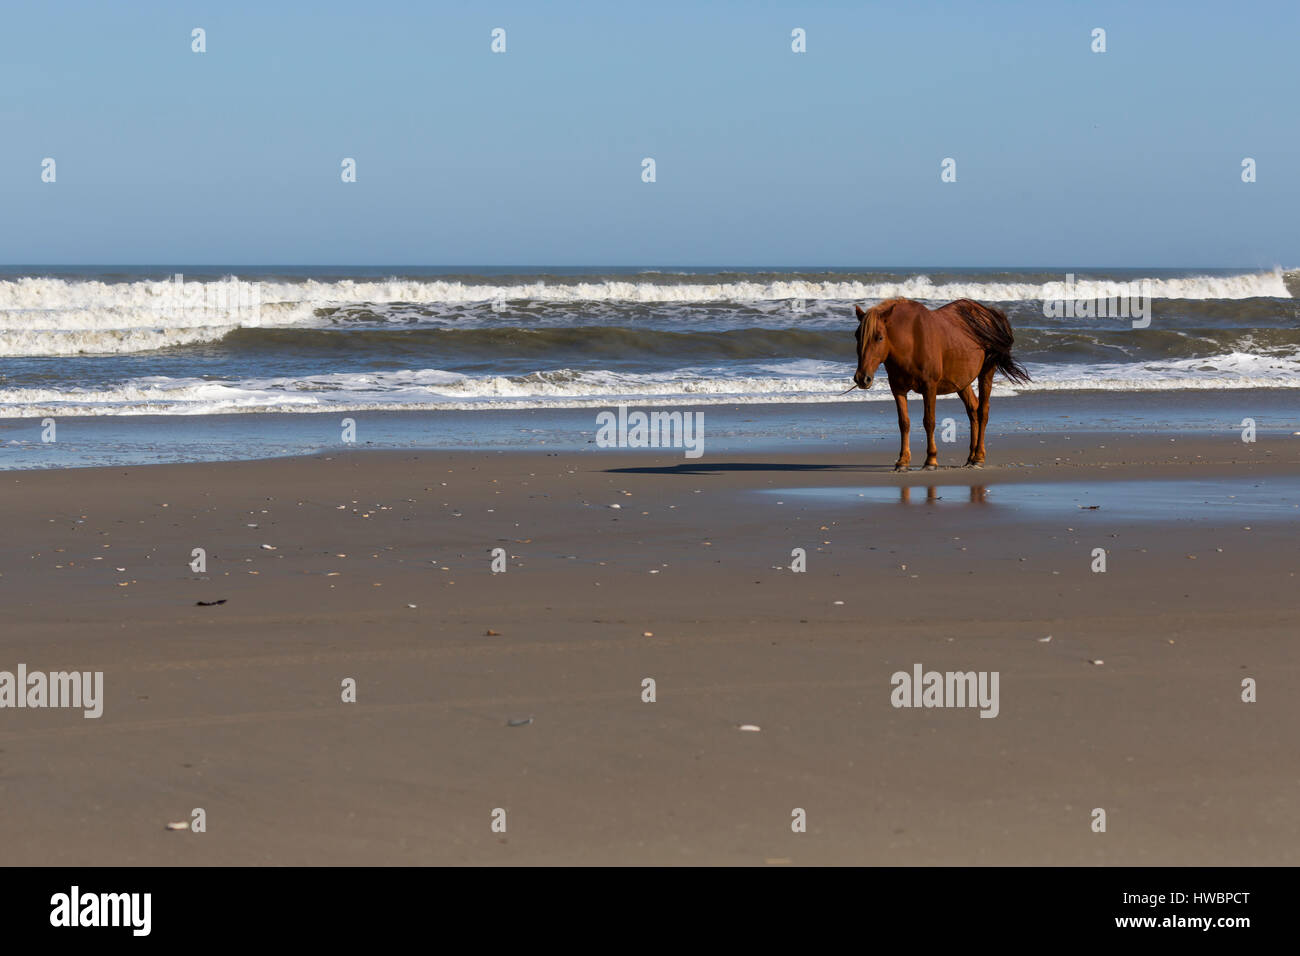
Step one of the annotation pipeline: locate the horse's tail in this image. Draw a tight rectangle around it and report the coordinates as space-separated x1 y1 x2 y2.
949 299 1032 385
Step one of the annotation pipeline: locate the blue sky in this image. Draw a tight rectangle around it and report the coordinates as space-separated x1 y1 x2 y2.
0 0 1296 266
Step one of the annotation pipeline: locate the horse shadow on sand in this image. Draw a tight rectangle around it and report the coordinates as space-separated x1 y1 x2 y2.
604 462 906 477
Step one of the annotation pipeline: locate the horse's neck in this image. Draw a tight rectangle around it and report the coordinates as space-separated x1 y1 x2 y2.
885 324 926 379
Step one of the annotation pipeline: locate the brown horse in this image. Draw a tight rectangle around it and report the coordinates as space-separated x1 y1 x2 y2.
852 298 1030 470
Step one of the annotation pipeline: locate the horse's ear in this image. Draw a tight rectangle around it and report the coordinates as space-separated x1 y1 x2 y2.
854 304 866 320
875 301 896 323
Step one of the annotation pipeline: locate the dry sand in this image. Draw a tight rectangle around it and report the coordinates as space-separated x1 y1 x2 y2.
1 431 1296 864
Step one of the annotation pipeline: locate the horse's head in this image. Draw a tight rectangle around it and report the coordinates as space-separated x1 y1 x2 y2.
853 302 892 389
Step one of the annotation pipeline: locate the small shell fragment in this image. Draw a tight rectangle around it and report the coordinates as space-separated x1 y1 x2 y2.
738 724 761 732
165 821 189 831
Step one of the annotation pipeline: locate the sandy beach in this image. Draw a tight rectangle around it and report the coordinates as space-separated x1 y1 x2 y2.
1 423 1296 865
4 0 1299 910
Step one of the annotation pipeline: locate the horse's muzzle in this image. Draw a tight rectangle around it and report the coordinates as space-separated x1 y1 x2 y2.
854 374 873 390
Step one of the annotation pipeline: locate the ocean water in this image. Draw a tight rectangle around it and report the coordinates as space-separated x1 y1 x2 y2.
1 266 1297 419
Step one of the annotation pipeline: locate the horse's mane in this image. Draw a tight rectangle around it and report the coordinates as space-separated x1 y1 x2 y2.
861 298 909 353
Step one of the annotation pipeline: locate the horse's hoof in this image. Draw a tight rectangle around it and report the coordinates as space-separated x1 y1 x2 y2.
893 465 909 473
964 461 983 469
923 464 938 471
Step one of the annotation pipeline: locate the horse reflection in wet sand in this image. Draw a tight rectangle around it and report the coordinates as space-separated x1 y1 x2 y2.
852 298 1031 470
897 485 988 505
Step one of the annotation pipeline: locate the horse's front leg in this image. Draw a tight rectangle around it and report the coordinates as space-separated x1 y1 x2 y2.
892 387 911 471
922 387 939 470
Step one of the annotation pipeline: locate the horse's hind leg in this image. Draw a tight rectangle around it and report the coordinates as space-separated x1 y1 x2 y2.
973 368 994 464
922 386 939 470
892 387 911 471
958 385 979 466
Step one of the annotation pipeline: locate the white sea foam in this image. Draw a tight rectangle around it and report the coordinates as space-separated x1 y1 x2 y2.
2 354 1295 418
0 271 1290 356
0 324 243 356
1 271 1288 310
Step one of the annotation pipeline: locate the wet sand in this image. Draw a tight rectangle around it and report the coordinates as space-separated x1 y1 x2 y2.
1 430 1297 864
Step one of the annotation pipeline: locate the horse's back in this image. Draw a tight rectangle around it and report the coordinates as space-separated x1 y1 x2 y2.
891 299 996 392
